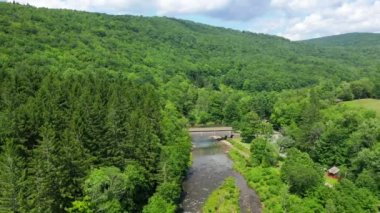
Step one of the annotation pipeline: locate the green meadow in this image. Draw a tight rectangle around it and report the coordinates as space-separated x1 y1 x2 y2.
342 99 380 117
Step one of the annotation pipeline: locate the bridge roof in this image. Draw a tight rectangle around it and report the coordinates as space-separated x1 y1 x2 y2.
188 127 233 132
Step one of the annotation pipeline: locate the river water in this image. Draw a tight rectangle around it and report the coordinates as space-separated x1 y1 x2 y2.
180 131 261 213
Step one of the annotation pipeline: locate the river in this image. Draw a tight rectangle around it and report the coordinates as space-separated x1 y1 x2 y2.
180 131 261 213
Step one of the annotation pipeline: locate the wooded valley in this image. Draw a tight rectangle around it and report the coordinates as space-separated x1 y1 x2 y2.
0 2 379 212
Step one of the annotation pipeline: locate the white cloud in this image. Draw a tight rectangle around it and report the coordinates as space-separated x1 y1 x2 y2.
8 0 269 20
6 0 149 13
270 0 343 12
157 0 230 14
6 0 380 40
7 0 231 14
278 0 380 40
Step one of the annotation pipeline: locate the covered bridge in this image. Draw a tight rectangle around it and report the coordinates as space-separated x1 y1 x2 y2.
188 127 234 137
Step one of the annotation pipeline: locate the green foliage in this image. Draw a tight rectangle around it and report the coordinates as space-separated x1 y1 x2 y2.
142 194 176 213
271 90 307 128
25 126 90 212
202 177 240 213
337 82 354 101
351 143 380 197
334 179 377 212
240 112 273 143
229 139 251 155
67 196 93 213
277 136 296 151
240 112 261 143
230 141 378 213
281 149 323 196
272 84 380 170
0 66 190 211
0 58 192 211
310 179 378 212
142 181 182 213
82 165 149 212
313 105 378 165
250 137 278 167
355 170 377 193
281 194 324 213
0 140 23 212
229 149 287 213
350 79 375 99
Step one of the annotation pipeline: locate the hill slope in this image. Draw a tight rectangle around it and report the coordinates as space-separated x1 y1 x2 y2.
301 33 380 47
1 3 379 94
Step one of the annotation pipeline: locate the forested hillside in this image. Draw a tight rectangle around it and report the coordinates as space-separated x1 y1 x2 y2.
302 33 380 47
0 2 380 212
1 3 379 94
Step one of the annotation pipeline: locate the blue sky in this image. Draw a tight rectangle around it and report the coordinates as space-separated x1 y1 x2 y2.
5 0 380 40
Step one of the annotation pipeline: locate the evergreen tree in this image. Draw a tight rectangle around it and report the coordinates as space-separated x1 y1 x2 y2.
55 130 90 210
0 140 23 212
27 125 58 212
102 85 129 168
27 127 90 212
299 89 322 152
250 137 278 167
240 112 261 143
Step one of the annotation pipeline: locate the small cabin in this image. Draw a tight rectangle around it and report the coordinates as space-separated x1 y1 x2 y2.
327 166 340 178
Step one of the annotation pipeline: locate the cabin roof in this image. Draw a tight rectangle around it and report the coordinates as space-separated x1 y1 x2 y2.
328 166 340 174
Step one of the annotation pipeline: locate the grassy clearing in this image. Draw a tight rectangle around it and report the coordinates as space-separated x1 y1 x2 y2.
341 99 380 117
324 174 338 186
202 177 240 213
228 138 250 155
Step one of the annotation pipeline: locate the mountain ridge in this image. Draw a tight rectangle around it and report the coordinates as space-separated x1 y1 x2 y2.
0 2 379 93
301 32 380 47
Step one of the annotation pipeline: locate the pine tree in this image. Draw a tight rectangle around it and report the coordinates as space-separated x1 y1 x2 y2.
27 125 58 213
0 140 23 212
55 129 90 211
299 89 322 152
79 92 107 163
28 125 91 213
102 86 129 168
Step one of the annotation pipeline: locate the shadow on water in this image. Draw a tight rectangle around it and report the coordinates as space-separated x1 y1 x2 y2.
179 131 261 213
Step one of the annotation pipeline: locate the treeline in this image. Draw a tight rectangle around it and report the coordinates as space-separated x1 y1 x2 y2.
185 76 380 127
0 69 191 212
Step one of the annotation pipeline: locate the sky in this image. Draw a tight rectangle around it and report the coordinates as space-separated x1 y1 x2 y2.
5 0 380 40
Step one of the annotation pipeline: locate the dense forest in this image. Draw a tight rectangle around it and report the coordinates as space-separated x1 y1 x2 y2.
0 2 379 212
231 81 380 212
